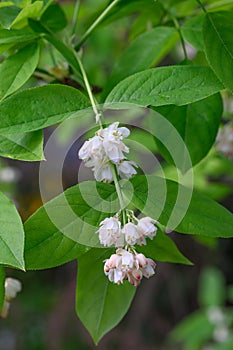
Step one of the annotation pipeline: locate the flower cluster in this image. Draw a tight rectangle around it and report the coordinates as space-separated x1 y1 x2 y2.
79 122 137 182
97 215 157 247
0 278 22 318
96 212 158 286
104 249 156 286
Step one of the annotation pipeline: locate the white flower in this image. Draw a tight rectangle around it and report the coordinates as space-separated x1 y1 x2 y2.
93 159 113 183
78 135 103 162
5 278 22 301
100 122 130 163
117 160 137 179
137 217 158 241
122 222 139 246
97 216 124 247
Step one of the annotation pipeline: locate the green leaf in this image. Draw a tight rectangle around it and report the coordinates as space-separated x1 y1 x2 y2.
0 42 40 100
153 94 223 170
0 28 38 45
0 191 24 270
181 14 205 51
103 26 178 97
105 66 223 107
129 175 233 238
198 267 225 307
0 266 5 311
0 84 90 134
11 1 43 29
203 11 233 92
137 229 192 265
0 130 44 161
40 4 67 32
0 6 20 28
24 181 120 269
76 248 136 344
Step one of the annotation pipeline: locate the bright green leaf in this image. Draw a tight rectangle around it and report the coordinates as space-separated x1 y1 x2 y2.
129 175 233 238
11 1 43 29
105 66 223 107
41 4 67 32
181 14 205 51
0 6 20 28
137 229 192 265
0 28 38 45
0 266 5 311
103 26 178 97
0 84 90 134
0 191 25 270
0 42 40 100
76 248 136 344
24 181 119 269
198 267 225 307
203 11 233 92
0 130 44 161
153 94 223 170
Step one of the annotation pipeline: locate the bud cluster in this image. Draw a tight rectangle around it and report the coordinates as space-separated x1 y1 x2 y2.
78 122 137 182
104 248 156 286
96 212 158 286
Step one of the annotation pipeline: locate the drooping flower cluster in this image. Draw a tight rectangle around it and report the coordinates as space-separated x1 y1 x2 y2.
79 122 137 182
97 215 157 248
104 249 156 286
96 212 158 286
0 278 22 318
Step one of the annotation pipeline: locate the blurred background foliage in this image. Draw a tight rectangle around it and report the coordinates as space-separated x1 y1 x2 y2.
0 0 233 349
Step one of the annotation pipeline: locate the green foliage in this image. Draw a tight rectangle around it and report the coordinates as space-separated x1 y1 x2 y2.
105 66 223 107
0 42 40 100
76 248 136 344
153 94 223 169
0 85 90 134
103 26 178 96
0 191 24 269
0 0 232 345
130 175 233 237
203 11 233 93
0 130 44 161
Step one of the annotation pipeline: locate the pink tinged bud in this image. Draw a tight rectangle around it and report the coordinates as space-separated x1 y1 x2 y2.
135 253 147 268
108 254 119 268
142 258 156 278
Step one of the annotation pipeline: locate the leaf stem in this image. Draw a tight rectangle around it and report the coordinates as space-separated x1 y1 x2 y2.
195 0 207 13
75 0 121 50
172 16 188 60
111 164 126 225
71 0 81 36
74 50 103 127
